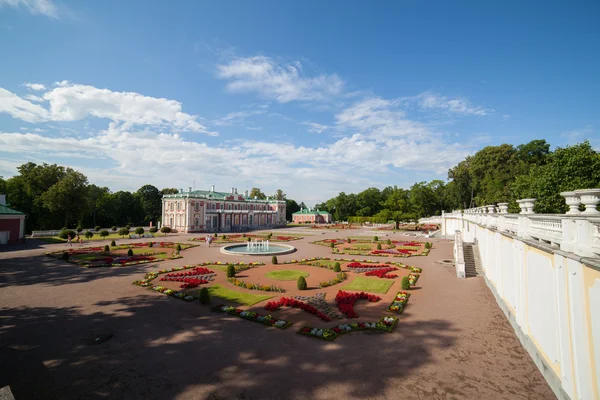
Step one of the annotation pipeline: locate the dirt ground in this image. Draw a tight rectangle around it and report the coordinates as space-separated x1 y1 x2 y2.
0 228 555 400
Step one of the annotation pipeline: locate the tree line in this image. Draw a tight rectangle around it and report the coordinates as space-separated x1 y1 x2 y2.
0 163 307 232
315 140 600 222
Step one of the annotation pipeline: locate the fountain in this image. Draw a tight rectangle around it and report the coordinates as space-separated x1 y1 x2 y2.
221 238 296 256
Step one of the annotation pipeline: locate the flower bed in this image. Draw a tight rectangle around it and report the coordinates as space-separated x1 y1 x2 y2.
408 272 420 286
298 316 398 340
364 267 398 279
318 272 348 288
212 304 293 329
386 292 410 314
264 297 331 321
227 278 285 292
294 292 343 319
159 266 216 289
334 290 381 318
189 234 302 243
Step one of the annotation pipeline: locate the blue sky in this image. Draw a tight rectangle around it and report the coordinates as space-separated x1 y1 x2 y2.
0 0 598 204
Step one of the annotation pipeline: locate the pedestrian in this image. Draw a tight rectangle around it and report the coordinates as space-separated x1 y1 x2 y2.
75 234 81 244
67 235 72 246
208 236 213 247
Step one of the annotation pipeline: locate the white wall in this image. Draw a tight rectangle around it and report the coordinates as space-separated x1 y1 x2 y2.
445 216 600 400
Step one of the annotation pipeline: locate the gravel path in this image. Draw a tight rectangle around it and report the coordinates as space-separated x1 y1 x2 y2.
0 229 555 399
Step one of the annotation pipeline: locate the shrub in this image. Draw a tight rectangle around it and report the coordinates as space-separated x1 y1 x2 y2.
94 226 101 232
99 230 109 238
176 244 182 252
297 276 307 290
58 230 76 240
61 252 69 261
104 244 110 252
333 262 341 272
135 227 145 235
387 239 392 245
110 240 116 246
347 237 352 243
247 237 251 242
267 233 272 239
222 235 227 240
127 248 133 257
425 242 432 249
125 225 131 230
401 276 411 290
76 226 83 233
374 236 379 241
160 226 171 236
198 287 210 305
111 226 117 231
61 227 68 231
148 242 153 248
330 242 335 249
377 243 382 250
271 256 278 265
214 233 218 237
242 233 246 237
149 227 158 233
226 264 236 278
85 230 94 239
118 227 130 237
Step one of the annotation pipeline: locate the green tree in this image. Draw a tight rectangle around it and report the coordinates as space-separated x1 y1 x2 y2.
161 188 179 195
135 184 162 225
274 189 286 200
249 188 266 199
118 227 130 238
135 227 145 236
99 230 109 238
160 226 171 236
40 169 89 227
285 199 300 221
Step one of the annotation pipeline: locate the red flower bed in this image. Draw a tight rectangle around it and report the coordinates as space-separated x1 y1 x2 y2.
372 249 414 255
364 267 398 279
159 266 214 288
91 257 114 264
392 241 422 247
164 267 214 278
264 297 331 321
334 290 381 318
346 262 389 269
117 255 156 265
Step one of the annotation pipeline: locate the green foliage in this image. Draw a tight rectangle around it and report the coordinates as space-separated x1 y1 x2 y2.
247 237 251 242
198 287 210 304
127 248 133 256
62 252 69 261
148 242 153 247
425 242 432 249
297 276 307 290
104 244 110 252
135 184 162 225
58 229 76 239
111 226 117 231
347 237 351 243
222 235 227 239
149 227 158 233
271 256 278 264
85 230 93 238
387 239 392 245
110 240 116 246
330 241 335 249
125 225 131 230
214 232 218 237
226 264 236 278
249 187 266 199
135 227 145 235
401 276 411 290
94 226 101 232
373 236 378 241
118 227 130 237
99 229 109 238
333 262 341 272
76 226 83 233
160 226 171 235
377 243 382 250
176 244 182 252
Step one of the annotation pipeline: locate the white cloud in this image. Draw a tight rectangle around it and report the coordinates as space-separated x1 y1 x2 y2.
302 122 329 134
561 125 594 143
0 0 58 18
23 82 46 91
217 56 344 103
213 107 268 127
410 91 492 116
24 94 44 102
0 83 217 135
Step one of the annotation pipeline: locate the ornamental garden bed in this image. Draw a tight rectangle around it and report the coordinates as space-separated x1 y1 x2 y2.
131 257 420 338
312 238 431 257
189 233 303 244
45 241 198 267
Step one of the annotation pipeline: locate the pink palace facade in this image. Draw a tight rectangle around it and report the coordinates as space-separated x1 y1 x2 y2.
161 186 286 233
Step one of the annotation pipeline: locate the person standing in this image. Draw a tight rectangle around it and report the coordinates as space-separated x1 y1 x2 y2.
67 235 72 246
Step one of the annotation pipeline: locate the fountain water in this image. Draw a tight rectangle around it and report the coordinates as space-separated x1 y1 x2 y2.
223 238 295 256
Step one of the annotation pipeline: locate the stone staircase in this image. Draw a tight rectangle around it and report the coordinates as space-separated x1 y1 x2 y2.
463 243 483 277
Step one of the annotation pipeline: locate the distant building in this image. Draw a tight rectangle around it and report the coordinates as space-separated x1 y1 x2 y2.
0 194 26 244
161 186 286 232
292 208 332 224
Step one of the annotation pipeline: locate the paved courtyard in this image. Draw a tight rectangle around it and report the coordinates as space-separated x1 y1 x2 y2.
0 228 555 399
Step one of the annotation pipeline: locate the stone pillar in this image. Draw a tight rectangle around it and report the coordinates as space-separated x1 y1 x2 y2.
487 205 496 214
575 189 600 215
497 203 509 214
517 199 536 214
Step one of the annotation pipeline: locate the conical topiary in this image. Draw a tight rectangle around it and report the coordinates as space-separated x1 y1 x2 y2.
104 244 110 252
127 248 133 257
198 287 210 304
226 264 236 278
297 276 307 290
271 256 278 265
376 243 382 250
333 262 341 272
111 240 116 246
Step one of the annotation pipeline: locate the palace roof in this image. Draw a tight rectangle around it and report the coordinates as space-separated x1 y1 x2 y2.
0 204 26 215
292 209 331 215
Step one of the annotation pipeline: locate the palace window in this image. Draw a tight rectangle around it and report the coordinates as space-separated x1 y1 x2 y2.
234 204 238 210
170 203 174 211
212 203 216 210
228 204 232 210
177 202 180 211
195 202 199 211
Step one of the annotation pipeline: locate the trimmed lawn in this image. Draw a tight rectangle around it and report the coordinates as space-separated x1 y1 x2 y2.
350 243 375 250
341 277 394 294
206 285 272 306
38 233 154 243
265 269 310 281
307 260 339 268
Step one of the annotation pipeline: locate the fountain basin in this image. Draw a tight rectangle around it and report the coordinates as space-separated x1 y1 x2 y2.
220 243 296 256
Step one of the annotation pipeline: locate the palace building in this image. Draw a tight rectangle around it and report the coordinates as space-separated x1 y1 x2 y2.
161 186 286 233
292 208 332 224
